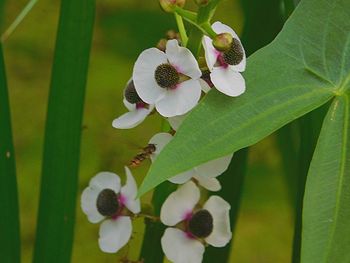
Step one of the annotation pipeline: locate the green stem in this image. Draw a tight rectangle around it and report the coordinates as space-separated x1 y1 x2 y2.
174 7 197 22
175 7 216 39
1 0 38 43
174 13 188 47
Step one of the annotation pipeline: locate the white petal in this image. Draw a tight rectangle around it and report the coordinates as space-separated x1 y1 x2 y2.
195 154 233 178
166 39 201 79
202 35 218 71
168 114 187 131
133 48 167 104
90 172 121 193
81 187 105 223
200 78 211 93
112 108 151 129
194 175 221 192
161 228 205 263
123 98 136 112
148 132 173 161
120 167 141 214
168 169 196 184
211 21 246 72
160 181 200 226
98 217 132 253
156 79 201 117
203 196 232 247
211 67 246 97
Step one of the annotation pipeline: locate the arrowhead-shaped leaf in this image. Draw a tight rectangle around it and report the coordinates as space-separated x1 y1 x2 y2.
139 0 350 195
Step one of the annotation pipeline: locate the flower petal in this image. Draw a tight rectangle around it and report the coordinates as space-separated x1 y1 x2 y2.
203 196 232 247
81 187 104 223
112 108 151 129
166 39 201 79
161 228 205 263
211 21 246 72
168 114 186 131
211 67 246 97
148 132 173 161
90 172 121 193
195 154 233 178
120 167 141 214
133 48 167 104
200 78 211 93
160 181 200 226
168 169 196 184
202 35 218 71
123 98 136 112
156 79 201 117
98 217 132 253
194 175 221 192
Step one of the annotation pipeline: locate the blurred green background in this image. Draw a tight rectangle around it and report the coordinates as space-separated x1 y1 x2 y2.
3 0 293 262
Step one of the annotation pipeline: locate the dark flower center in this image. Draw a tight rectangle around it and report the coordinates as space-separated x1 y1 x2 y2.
188 209 213 238
124 80 143 104
222 38 244 66
96 189 119 217
154 63 180 88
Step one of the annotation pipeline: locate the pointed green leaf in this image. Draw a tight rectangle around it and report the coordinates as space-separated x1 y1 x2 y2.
139 0 350 195
0 44 21 263
33 0 95 262
302 94 350 263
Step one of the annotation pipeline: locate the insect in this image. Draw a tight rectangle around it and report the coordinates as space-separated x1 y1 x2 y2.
129 144 156 167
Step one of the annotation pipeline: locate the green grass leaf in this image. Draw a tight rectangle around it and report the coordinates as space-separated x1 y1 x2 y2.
139 182 176 262
139 0 350 195
302 94 350 263
0 44 21 263
32 0 95 262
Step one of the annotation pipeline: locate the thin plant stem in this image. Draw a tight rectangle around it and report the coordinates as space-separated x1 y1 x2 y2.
174 13 188 47
1 0 38 43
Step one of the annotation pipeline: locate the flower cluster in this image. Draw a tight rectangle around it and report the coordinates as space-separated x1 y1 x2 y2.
81 1 246 262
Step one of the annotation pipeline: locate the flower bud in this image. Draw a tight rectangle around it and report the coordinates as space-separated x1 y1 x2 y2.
156 38 167 51
159 0 186 12
212 33 233 52
195 0 209 6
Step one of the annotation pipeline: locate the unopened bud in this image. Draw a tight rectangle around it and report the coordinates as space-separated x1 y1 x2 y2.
156 38 167 51
195 0 209 6
166 30 180 40
159 0 186 12
212 33 233 52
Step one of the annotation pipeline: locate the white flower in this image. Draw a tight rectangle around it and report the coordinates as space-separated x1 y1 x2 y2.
160 182 232 263
112 80 154 129
81 167 140 253
149 132 233 191
202 21 246 97
133 39 202 117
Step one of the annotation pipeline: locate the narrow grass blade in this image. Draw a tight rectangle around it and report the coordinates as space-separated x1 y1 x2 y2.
32 0 95 262
1 0 38 43
203 148 248 262
302 94 350 262
0 43 21 263
139 182 176 262
289 105 328 262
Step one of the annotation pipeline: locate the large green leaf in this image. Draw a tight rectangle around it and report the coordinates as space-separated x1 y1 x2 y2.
139 0 350 195
33 0 95 262
0 44 21 263
302 94 350 263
